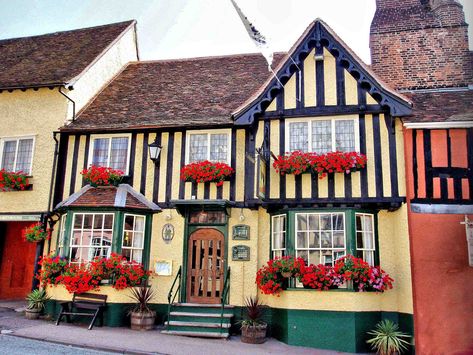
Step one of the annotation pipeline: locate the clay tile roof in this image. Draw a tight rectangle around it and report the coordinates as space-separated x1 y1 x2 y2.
403 89 473 123
55 184 160 212
0 20 135 90
63 52 286 131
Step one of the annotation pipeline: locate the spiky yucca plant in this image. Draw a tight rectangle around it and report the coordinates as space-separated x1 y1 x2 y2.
367 320 411 355
26 289 50 310
129 285 155 314
241 296 266 327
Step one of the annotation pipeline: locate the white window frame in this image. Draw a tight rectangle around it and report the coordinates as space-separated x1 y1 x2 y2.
121 214 146 263
271 214 286 258
0 135 36 175
69 212 114 264
88 134 132 175
355 213 376 266
285 116 360 153
185 129 231 164
295 212 347 266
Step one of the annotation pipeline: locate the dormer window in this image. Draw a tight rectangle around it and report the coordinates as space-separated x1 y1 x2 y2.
287 117 359 154
186 130 231 164
88 134 131 174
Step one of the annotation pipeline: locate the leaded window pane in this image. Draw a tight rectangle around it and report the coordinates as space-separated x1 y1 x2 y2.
92 138 109 166
1 141 17 172
289 122 308 152
312 120 332 153
109 137 128 171
335 120 355 152
210 134 228 162
15 139 33 174
189 134 208 162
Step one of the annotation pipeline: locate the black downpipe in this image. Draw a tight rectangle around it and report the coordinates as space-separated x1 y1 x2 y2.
58 86 76 121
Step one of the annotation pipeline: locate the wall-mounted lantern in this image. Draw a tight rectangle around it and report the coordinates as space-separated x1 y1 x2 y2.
148 141 162 164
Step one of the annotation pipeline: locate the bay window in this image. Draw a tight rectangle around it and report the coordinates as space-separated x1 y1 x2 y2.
187 130 230 164
287 117 358 154
271 209 378 268
0 136 35 175
89 135 131 173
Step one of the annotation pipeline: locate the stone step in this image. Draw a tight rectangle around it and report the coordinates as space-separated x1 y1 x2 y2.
169 311 233 318
165 320 231 329
173 303 234 309
161 330 229 338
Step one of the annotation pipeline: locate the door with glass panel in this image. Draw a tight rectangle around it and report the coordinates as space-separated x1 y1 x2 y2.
186 228 225 304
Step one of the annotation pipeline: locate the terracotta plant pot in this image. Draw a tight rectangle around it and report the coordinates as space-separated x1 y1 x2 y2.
241 323 267 344
25 307 41 320
130 310 156 331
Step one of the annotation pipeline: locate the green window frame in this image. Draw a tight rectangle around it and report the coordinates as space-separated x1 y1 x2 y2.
57 209 153 269
270 209 379 267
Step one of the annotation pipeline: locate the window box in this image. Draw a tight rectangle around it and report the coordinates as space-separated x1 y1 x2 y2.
0 170 32 191
180 160 234 187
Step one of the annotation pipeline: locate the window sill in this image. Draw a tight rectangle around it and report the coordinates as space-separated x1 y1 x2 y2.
0 184 33 192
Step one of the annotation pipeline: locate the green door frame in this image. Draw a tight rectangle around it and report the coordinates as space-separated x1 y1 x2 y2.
180 211 228 303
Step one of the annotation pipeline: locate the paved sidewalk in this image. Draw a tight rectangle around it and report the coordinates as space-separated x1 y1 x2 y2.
0 301 349 355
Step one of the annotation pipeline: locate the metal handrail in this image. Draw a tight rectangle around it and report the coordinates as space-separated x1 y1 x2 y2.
166 266 182 329
219 266 231 332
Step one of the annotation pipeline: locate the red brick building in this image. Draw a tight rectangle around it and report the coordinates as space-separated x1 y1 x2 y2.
371 0 473 353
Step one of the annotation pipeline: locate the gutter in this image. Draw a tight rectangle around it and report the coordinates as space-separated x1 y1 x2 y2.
58 86 76 121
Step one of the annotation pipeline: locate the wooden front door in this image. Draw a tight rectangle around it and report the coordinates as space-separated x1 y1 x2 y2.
0 222 37 299
186 228 225 304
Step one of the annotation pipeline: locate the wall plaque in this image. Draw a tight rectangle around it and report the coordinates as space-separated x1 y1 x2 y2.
232 225 250 240
162 223 174 244
232 245 250 261
154 259 172 276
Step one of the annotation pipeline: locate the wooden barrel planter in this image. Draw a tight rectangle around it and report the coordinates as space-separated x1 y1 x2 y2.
130 310 156 331
241 323 267 344
25 308 41 320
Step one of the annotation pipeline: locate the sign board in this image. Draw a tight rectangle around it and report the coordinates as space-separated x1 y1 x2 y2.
232 245 250 261
256 153 267 200
0 214 41 222
232 225 250 240
154 260 173 276
461 216 473 267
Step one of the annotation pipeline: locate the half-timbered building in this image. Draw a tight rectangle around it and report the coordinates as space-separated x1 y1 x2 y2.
45 19 415 353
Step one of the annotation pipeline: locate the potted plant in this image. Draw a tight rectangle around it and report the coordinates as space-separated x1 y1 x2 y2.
240 296 267 344
366 320 411 355
25 289 50 320
129 284 156 331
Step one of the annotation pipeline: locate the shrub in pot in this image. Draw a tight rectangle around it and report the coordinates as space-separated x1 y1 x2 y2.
129 284 156 331
366 320 410 355
240 296 267 344
25 289 50 320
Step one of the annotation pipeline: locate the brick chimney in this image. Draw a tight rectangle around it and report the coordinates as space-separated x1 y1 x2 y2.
370 0 472 90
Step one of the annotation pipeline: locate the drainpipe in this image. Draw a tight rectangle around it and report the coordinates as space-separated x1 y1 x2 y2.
58 86 76 122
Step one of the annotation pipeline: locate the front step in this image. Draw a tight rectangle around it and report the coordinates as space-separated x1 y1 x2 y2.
162 303 234 339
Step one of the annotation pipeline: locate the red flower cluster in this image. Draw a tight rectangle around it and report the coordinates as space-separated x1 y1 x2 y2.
37 254 68 287
80 166 124 187
23 223 50 243
299 264 342 290
273 151 367 178
334 255 393 292
255 256 305 295
38 253 150 294
180 160 234 187
0 169 29 191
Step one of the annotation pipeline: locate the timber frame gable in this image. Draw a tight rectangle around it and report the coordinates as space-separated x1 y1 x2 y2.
233 19 412 126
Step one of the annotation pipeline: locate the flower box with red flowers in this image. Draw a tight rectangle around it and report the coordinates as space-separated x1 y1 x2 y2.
273 151 367 178
0 169 31 191
80 166 124 187
180 160 234 187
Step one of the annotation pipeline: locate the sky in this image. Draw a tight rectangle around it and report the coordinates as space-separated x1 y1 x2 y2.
0 0 472 64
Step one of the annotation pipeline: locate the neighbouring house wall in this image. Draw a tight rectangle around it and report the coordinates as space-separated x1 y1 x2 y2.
0 89 68 213
404 128 473 354
66 25 138 121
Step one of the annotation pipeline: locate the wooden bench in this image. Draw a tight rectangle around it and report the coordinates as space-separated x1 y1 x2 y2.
56 293 107 330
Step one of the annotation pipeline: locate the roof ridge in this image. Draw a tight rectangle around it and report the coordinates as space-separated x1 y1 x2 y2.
132 51 287 65
0 19 136 43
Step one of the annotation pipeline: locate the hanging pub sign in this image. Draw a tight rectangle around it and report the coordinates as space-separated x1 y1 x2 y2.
256 151 267 200
232 225 250 240
232 245 250 261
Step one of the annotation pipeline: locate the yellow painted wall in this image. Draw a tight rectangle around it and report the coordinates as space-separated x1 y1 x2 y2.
0 89 68 213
